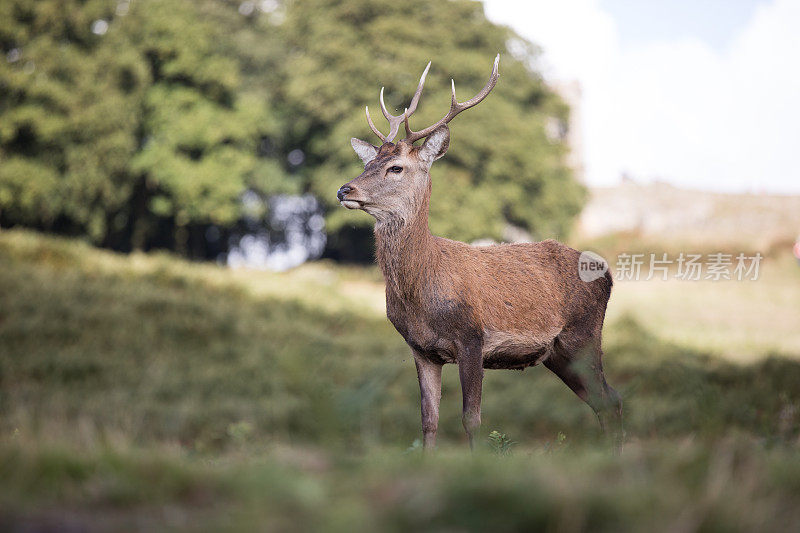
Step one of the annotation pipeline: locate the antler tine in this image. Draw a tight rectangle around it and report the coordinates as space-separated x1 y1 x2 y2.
406 61 431 118
375 61 431 143
378 88 404 142
365 106 388 143
362 62 432 144
404 54 500 144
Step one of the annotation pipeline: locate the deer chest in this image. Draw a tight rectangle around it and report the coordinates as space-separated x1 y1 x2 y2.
385 291 478 363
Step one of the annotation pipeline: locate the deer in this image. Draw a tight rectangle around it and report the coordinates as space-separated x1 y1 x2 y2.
337 56 623 452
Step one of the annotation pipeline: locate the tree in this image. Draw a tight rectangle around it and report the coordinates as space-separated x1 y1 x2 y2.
0 0 585 262
0 0 145 242
0 0 283 254
273 0 585 259
122 0 276 253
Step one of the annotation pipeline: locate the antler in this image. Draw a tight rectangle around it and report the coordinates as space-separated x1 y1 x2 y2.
403 54 499 144
365 61 431 143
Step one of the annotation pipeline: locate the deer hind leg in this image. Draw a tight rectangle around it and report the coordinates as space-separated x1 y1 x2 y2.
458 338 484 450
545 333 624 452
414 351 442 450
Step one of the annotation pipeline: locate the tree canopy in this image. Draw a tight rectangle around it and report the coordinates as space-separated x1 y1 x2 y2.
0 0 585 261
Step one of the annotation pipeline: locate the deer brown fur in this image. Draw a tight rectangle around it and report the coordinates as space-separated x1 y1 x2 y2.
337 57 623 451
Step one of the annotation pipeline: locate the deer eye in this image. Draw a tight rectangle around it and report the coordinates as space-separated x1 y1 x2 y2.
388 166 403 174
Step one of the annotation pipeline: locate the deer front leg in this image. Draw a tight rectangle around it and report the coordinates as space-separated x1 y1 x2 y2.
414 352 442 450
458 340 484 450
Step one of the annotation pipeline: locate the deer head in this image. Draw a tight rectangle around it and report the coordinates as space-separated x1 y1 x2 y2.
337 56 499 224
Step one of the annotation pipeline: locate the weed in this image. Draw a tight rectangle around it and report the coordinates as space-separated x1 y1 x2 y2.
487 430 516 456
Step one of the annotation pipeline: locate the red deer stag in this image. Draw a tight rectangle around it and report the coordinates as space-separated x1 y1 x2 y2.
337 56 623 451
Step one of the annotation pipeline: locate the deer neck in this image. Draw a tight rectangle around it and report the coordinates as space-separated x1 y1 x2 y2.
374 192 436 299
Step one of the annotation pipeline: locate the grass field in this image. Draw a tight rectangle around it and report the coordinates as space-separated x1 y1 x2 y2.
2 229 800 531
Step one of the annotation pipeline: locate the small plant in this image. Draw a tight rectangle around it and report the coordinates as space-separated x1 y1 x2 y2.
544 431 568 453
226 421 254 445
404 438 423 454
487 430 516 456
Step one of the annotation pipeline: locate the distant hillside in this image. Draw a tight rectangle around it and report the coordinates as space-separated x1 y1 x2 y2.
578 182 800 250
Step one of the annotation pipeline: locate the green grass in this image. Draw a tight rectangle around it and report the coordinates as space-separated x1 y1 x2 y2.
1 229 800 531
3 439 800 532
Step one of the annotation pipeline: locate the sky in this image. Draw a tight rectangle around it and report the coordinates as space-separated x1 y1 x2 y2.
482 0 800 193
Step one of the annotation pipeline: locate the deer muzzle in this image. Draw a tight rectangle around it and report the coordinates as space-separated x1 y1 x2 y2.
337 185 362 209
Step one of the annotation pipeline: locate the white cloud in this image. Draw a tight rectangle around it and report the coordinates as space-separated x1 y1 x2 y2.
483 0 800 193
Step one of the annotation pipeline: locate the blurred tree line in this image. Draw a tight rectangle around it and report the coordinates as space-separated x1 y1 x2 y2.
0 0 585 262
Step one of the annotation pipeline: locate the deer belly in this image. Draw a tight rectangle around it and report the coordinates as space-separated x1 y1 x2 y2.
389 314 459 363
481 329 559 370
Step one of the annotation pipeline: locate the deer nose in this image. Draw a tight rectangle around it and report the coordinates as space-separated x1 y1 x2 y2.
337 185 352 201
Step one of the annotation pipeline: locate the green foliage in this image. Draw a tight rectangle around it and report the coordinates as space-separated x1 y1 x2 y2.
280 0 584 244
487 430 516 455
404 438 423 454
226 421 255 446
0 0 280 252
544 431 568 453
0 0 583 258
0 0 145 239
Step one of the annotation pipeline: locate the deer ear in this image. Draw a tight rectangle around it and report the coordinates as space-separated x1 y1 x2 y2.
418 125 450 164
351 138 378 165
